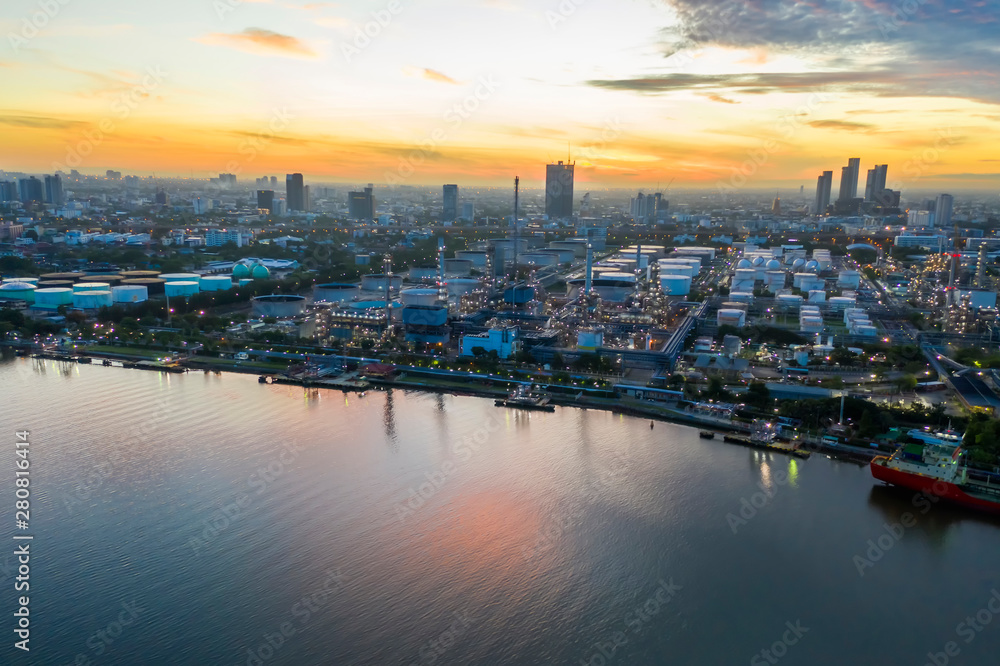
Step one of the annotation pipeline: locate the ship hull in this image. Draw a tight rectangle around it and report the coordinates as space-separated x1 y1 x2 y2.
870 460 1000 515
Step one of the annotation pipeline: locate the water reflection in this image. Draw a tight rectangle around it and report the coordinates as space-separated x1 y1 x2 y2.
383 389 398 451
866 484 1000 543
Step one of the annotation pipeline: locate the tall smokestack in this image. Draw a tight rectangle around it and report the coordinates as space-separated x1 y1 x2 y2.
585 243 593 294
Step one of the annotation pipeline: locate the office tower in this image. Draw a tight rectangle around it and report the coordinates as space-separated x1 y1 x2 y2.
442 184 458 222
44 174 63 205
257 190 275 212
847 158 860 198
286 173 304 212
193 197 213 214
935 194 954 229
348 184 375 221
814 171 832 214
303 185 310 213
865 165 888 202
270 176 277 187
772 196 781 214
106 170 122 179
461 201 475 222
155 190 169 205
18 177 43 204
219 173 237 187
545 161 574 218
0 181 17 202
838 166 854 202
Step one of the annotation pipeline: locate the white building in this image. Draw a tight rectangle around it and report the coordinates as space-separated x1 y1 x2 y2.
206 228 253 247
460 327 520 359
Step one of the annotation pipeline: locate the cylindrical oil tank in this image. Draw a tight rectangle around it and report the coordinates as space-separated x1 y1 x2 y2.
200 275 233 292
112 285 149 304
443 259 473 276
717 309 747 327
314 283 360 304
238 279 254 287
346 300 402 323
601 272 636 283
408 266 440 281
400 288 441 306
401 305 448 327
36 280 75 289
119 270 161 279
121 278 166 295
657 262 697 278
659 274 692 296
80 274 123 286
165 281 200 298
72 290 113 309
503 285 535 305
360 274 403 292
160 273 201 283
539 248 575 263
252 295 307 318
517 253 558 267
3 277 38 285
33 287 72 308
444 278 480 297
455 251 489 267
40 272 85 282
549 240 589 258
0 282 37 303
73 282 111 293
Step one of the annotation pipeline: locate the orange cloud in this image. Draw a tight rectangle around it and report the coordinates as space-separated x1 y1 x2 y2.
196 28 317 59
403 67 461 85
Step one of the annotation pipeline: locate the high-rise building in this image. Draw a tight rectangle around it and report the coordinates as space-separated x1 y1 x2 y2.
442 184 458 222
155 190 169 205
865 165 888 202
218 173 237 188
814 171 832 215
847 158 860 198
193 197 213 215
935 194 954 229
270 176 278 187
257 190 275 212
0 181 17 202
286 173 304 212
303 185 310 213
461 201 475 222
44 174 63 205
348 184 375 221
838 166 854 203
18 177 43 204
545 161 574 218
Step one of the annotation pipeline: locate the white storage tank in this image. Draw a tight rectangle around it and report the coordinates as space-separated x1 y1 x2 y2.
764 271 786 288
729 291 754 303
828 296 857 310
2 277 38 285
717 309 747 327
313 283 360 304
165 281 201 298
800 317 824 333
518 253 558 267
112 285 149 304
808 290 826 302
408 267 439 281
72 282 111 293
72 290 113 309
360 274 403 292
400 288 441 306
200 275 233 292
0 281 37 303
660 274 692 296
657 263 697 278
252 295 307 318
777 293 804 306
33 287 72 308
443 258 473 276
443 278 480 297
837 270 861 288
455 250 489 267
159 273 201 283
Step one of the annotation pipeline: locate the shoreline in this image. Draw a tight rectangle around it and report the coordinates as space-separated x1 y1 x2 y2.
16 346 878 466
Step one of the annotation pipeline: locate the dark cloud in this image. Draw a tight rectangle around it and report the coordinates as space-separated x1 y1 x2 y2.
807 119 875 131
0 115 86 130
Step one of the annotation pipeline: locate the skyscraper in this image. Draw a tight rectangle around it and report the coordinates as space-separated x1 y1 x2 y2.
43 174 63 205
18 177 43 204
442 184 458 222
935 194 954 228
847 158 860 198
814 171 832 215
257 190 275 212
865 165 888 202
348 184 375 221
0 181 17 202
286 173 304 212
837 158 860 202
545 161 574 218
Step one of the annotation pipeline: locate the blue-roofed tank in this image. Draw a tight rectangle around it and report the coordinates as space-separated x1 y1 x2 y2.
504 285 535 305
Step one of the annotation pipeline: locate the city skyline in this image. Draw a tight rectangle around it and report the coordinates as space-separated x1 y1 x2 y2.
2 1 1000 189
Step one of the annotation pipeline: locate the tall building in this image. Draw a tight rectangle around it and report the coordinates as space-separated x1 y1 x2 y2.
155 189 169 205
442 184 458 222
0 181 17 202
935 194 954 229
18 177 43 204
545 161 574 218
270 176 278 187
303 185 310 213
847 158 860 198
461 201 475 222
286 173 304 212
865 165 888 202
44 174 63 205
814 171 832 215
218 173 237 188
257 190 275 212
348 184 375 221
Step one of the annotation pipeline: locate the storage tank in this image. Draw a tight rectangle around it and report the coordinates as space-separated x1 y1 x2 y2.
455 250 489 267
791 258 806 270
518 253 558 267
160 273 201 283
232 263 251 280
112 285 149 304
251 264 270 280
0 282 37 303
804 260 820 272
444 278 481 297
238 279 254 287
360 274 403 292
313 283 360 304
443 258 473 276
837 270 861 288
36 280 75 289
119 270 161 279
659 274 692 296
765 259 781 270
539 248 575 264
80 274 123 286
408 266 439 281
400 288 441 306
40 272 85 282
200 275 233 292
33 287 72 308
717 309 747 327
121 278 166 295
549 240 589 257
346 300 402 322
252 295 307 318
737 259 752 269
808 290 826 302
73 282 111 293
72 290 113 309
2 277 38 285
777 294 804 307
764 271 786 288
165 281 200 298
657 263 697 278
729 291 754 303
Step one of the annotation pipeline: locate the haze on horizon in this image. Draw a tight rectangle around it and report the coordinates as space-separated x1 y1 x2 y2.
2 0 1000 191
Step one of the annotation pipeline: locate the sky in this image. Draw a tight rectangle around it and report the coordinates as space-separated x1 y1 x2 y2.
2 0 1000 191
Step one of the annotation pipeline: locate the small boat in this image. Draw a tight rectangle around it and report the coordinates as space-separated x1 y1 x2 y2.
699 431 715 439
495 384 555 412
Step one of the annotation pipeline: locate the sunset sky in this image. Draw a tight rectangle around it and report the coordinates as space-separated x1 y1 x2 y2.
2 0 1000 190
